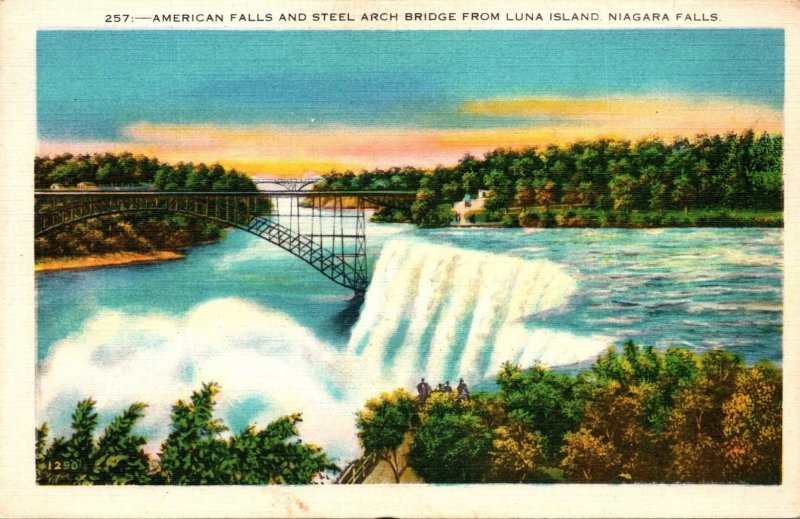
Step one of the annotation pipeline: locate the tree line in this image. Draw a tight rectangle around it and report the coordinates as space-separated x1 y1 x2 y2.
356 342 781 484
36 383 338 485
35 153 258 260
316 131 783 227
35 152 257 191
35 215 223 259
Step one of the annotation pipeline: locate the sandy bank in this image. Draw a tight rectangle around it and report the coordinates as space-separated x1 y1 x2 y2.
35 251 184 272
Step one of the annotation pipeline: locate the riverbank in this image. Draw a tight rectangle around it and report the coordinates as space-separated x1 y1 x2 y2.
35 251 184 272
473 208 784 229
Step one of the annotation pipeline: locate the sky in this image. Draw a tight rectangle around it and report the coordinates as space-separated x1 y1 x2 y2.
37 30 784 176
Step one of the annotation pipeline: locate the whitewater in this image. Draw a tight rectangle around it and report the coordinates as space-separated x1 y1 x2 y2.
36 226 782 462
38 239 603 461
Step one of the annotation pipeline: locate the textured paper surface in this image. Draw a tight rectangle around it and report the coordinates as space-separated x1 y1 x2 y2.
1 0 799 517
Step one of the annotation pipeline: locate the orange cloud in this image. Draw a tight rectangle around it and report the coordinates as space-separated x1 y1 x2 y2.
461 95 782 133
39 96 782 176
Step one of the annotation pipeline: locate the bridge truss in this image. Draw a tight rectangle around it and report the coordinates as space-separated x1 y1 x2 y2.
252 177 323 191
34 190 415 293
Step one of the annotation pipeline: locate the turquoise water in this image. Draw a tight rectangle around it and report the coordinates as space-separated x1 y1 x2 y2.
37 225 782 365
35 223 782 460
428 227 783 365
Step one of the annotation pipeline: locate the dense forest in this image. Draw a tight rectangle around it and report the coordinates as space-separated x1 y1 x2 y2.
39 343 781 485
316 131 783 228
35 152 257 191
357 342 782 484
36 383 338 485
34 153 258 260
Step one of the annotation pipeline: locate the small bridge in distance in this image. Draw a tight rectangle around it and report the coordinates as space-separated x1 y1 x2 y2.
251 176 324 191
34 190 416 294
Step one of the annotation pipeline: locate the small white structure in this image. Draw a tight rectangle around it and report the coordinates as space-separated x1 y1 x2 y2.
453 190 488 224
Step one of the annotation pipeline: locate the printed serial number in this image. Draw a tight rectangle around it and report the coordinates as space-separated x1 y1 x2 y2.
105 14 131 22
45 460 82 471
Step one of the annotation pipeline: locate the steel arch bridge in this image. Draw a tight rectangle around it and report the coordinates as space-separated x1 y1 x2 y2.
34 190 415 294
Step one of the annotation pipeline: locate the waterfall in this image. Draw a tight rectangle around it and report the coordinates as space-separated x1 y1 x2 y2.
347 239 607 388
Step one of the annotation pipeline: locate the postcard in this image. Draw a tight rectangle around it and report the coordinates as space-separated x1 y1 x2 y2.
1 0 798 517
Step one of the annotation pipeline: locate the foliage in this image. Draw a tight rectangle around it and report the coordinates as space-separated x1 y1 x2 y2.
158 382 231 484
408 394 493 483
560 428 623 482
319 131 783 227
358 342 782 485
496 362 582 459
158 382 337 484
720 362 782 483
410 189 455 227
35 153 258 260
489 421 546 482
36 383 338 485
37 399 151 485
355 389 417 482
93 402 152 484
36 152 256 192
35 215 224 259
226 414 338 484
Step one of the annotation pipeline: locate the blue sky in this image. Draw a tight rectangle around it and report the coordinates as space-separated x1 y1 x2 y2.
37 30 784 174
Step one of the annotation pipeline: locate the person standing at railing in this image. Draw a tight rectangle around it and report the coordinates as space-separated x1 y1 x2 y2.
457 378 470 400
416 377 432 403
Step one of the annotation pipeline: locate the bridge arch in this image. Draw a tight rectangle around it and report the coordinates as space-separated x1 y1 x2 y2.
36 207 248 238
33 191 401 292
35 190 415 292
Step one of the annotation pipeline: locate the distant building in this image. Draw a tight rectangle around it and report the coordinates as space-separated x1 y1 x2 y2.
76 182 98 190
49 183 66 190
453 190 488 224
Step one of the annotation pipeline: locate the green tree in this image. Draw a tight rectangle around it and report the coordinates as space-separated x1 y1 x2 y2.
62 398 99 484
37 399 151 485
37 385 338 486
649 180 668 213
408 394 492 483
410 188 454 227
93 402 151 484
49 162 85 186
608 174 638 212
496 362 581 459
484 168 515 209
227 414 338 484
671 172 696 212
158 383 337 484
356 389 417 483
35 423 49 484
157 382 231 484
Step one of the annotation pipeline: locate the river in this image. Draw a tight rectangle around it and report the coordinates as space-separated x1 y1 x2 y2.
36 219 782 461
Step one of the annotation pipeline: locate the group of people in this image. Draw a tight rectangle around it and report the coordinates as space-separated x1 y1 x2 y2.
416 377 470 402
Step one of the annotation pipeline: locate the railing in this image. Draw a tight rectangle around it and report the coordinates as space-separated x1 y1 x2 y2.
336 451 380 484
